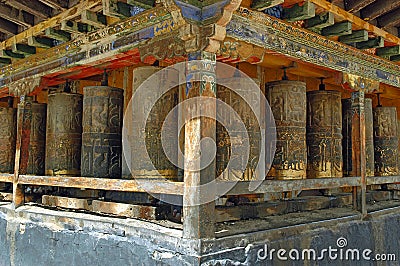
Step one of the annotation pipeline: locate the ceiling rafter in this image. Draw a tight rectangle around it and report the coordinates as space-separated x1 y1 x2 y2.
344 0 375 13
5 0 54 19
0 3 34 28
360 0 400 21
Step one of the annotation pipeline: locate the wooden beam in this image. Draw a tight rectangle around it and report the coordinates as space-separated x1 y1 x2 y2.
42 195 92 210
0 18 18 36
377 7 400 29
0 0 101 50
339 30 368 44
0 50 24 59
361 0 400 21
250 0 283 11
37 0 69 11
61 20 92 33
0 3 33 28
344 0 375 13
309 0 400 46
355 37 384 49
321 21 352 37
283 1 315 22
390 54 400 62
5 0 53 19
127 0 155 9
11 43 36 56
0 58 12 65
103 0 135 18
27 36 55 48
376 45 400 57
304 12 334 30
45 28 71 42
81 10 107 28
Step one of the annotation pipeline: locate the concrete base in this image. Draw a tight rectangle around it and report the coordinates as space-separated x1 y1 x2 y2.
0 202 400 265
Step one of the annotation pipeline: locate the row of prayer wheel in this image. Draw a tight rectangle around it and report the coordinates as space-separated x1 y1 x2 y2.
266 80 399 179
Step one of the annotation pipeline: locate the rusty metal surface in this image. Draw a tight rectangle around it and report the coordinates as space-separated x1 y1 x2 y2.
342 98 375 177
307 90 342 178
216 80 261 181
81 86 123 178
45 92 83 176
0 107 17 173
373 106 399 176
266 80 307 180
25 101 47 175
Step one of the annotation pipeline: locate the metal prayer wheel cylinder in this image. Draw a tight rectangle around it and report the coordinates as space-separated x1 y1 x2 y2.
25 100 47 175
81 86 123 178
122 66 179 179
306 90 342 178
0 107 17 173
266 80 307 180
342 98 374 177
373 106 399 176
45 92 83 176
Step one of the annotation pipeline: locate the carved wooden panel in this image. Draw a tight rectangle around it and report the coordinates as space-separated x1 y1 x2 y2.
307 90 342 178
342 98 374 177
46 92 83 176
0 107 17 173
81 86 124 178
373 106 399 176
266 80 307 180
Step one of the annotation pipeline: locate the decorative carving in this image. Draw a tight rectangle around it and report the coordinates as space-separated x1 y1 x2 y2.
373 106 399 176
7 76 42 96
342 73 380 93
218 38 265 63
307 90 342 178
266 80 307 179
81 86 124 178
0 107 17 173
342 98 374 177
45 92 83 176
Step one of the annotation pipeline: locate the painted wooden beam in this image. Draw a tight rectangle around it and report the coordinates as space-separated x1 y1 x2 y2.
61 20 92 33
0 18 18 36
45 28 71 42
283 1 315 22
0 49 24 59
339 30 368 44
0 58 11 65
361 0 400 21
377 7 400 29
321 21 352 37
309 0 400 46
0 0 101 50
355 37 384 49
250 0 283 11
81 10 107 28
127 0 155 9
27 36 55 48
11 43 36 55
304 12 334 30
390 54 400 62
344 0 374 13
5 0 53 19
376 45 400 57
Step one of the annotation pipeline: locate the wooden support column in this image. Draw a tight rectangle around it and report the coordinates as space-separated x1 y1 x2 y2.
351 91 367 216
183 51 217 239
13 96 32 208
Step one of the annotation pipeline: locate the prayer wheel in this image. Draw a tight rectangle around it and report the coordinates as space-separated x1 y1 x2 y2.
45 92 83 176
25 99 47 175
266 80 307 180
122 66 179 179
373 106 399 176
0 105 17 173
342 98 374 177
81 86 123 178
306 90 342 178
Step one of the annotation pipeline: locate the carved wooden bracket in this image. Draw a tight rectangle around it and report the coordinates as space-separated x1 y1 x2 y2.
218 37 265 63
7 76 42 96
342 73 380 93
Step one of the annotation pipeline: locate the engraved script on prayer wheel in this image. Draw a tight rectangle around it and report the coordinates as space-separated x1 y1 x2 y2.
307 90 342 178
45 92 83 176
122 66 179 179
81 86 123 178
373 106 399 176
342 98 374 177
25 101 47 175
0 107 17 173
266 80 307 180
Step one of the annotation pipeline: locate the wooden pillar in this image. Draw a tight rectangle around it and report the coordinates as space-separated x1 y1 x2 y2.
13 96 32 208
351 91 367 216
183 51 216 239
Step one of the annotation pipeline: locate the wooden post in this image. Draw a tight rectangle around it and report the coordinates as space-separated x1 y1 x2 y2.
183 51 216 239
351 91 367 216
13 96 32 208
